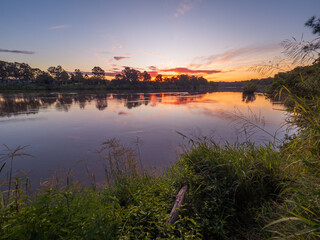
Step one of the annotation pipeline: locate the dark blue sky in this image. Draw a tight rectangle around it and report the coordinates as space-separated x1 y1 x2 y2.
1 0 319 81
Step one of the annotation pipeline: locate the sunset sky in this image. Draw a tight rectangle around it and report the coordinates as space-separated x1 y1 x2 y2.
1 0 319 81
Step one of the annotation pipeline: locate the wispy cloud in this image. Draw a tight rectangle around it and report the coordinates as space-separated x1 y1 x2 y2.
161 67 221 75
174 0 200 18
112 44 123 51
48 25 70 30
148 66 158 71
0 48 35 54
139 50 167 59
147 66 159 76
191 43 281 67
114 56 132 61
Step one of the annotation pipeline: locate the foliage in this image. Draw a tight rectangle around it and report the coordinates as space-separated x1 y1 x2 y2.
243 82 258 94
267 62 320 99
91 66 105 79
0 61 214 91
261 86 320 239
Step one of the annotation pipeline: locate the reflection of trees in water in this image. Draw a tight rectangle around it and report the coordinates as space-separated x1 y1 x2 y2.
242 93 256 103
112 94 150 109
56 94 74 112
73 95 93 109
0 95 42 117
95 94 108 111
0 92 206 117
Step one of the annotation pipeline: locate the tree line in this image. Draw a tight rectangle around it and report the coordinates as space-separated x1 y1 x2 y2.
0 61 214 91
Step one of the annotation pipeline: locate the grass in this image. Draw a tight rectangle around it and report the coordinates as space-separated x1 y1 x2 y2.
243 82 258 94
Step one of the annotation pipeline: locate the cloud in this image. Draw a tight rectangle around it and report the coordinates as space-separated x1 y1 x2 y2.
161 67 221 75
0 48 35 54
192 43 281 67
48 25 70 30
112 44 123 51
139 50 167 59
114 56 132 61
148 66 158 71
174 0 200 18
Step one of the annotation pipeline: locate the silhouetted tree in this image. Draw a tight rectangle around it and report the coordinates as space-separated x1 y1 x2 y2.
32 68 44 79
36 72 54 85
122 67 140 83
92 66 105 79
140 71 151 82
73 69 84 82
47 66 64 81
115 73 123 81
0 61 8 81
155 74 162 83
18 63 34 80
60 71 70 82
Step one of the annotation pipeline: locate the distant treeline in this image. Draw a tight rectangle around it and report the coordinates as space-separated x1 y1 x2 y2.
0 60 215 91
216 78 274 92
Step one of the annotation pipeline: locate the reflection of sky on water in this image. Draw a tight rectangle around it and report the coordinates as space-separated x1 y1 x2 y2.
0 92 289 188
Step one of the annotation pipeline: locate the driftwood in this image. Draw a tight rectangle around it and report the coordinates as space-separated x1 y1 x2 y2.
167 184 188 224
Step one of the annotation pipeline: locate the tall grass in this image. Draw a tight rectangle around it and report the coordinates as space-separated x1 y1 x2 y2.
262 86 320 239
173 140 287 239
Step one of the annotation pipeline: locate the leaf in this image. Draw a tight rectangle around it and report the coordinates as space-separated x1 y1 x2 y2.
263 217 300 229
0 162 6 173
288 211 318 226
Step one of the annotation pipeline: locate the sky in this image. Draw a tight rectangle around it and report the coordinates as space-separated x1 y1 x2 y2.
0 0 319 81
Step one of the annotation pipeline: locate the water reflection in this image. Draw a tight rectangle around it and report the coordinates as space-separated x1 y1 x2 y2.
0 92 288 187
242 93 256 103
0 92 215 117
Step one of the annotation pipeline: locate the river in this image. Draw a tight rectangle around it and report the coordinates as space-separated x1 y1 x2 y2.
0 91 288 188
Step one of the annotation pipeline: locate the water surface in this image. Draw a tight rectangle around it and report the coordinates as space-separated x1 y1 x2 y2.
0 92 288 187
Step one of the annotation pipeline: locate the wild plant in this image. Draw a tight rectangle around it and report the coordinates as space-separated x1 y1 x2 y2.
0 145 32 206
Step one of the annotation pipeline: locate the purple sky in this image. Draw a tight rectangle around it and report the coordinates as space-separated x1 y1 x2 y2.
0 0 319 81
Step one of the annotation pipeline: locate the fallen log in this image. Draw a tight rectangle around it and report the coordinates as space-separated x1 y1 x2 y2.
167 184 188 224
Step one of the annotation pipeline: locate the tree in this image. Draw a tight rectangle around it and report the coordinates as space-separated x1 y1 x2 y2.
18 63 34 80
73 69 84 82
47 66 64 81
36 72 54 85
0 61 8 81
122 67 140 83
141 71 151 82
155 74 162 83
32 68 44 79
60 71 70 82
92 66 105 79
115 73 123 81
